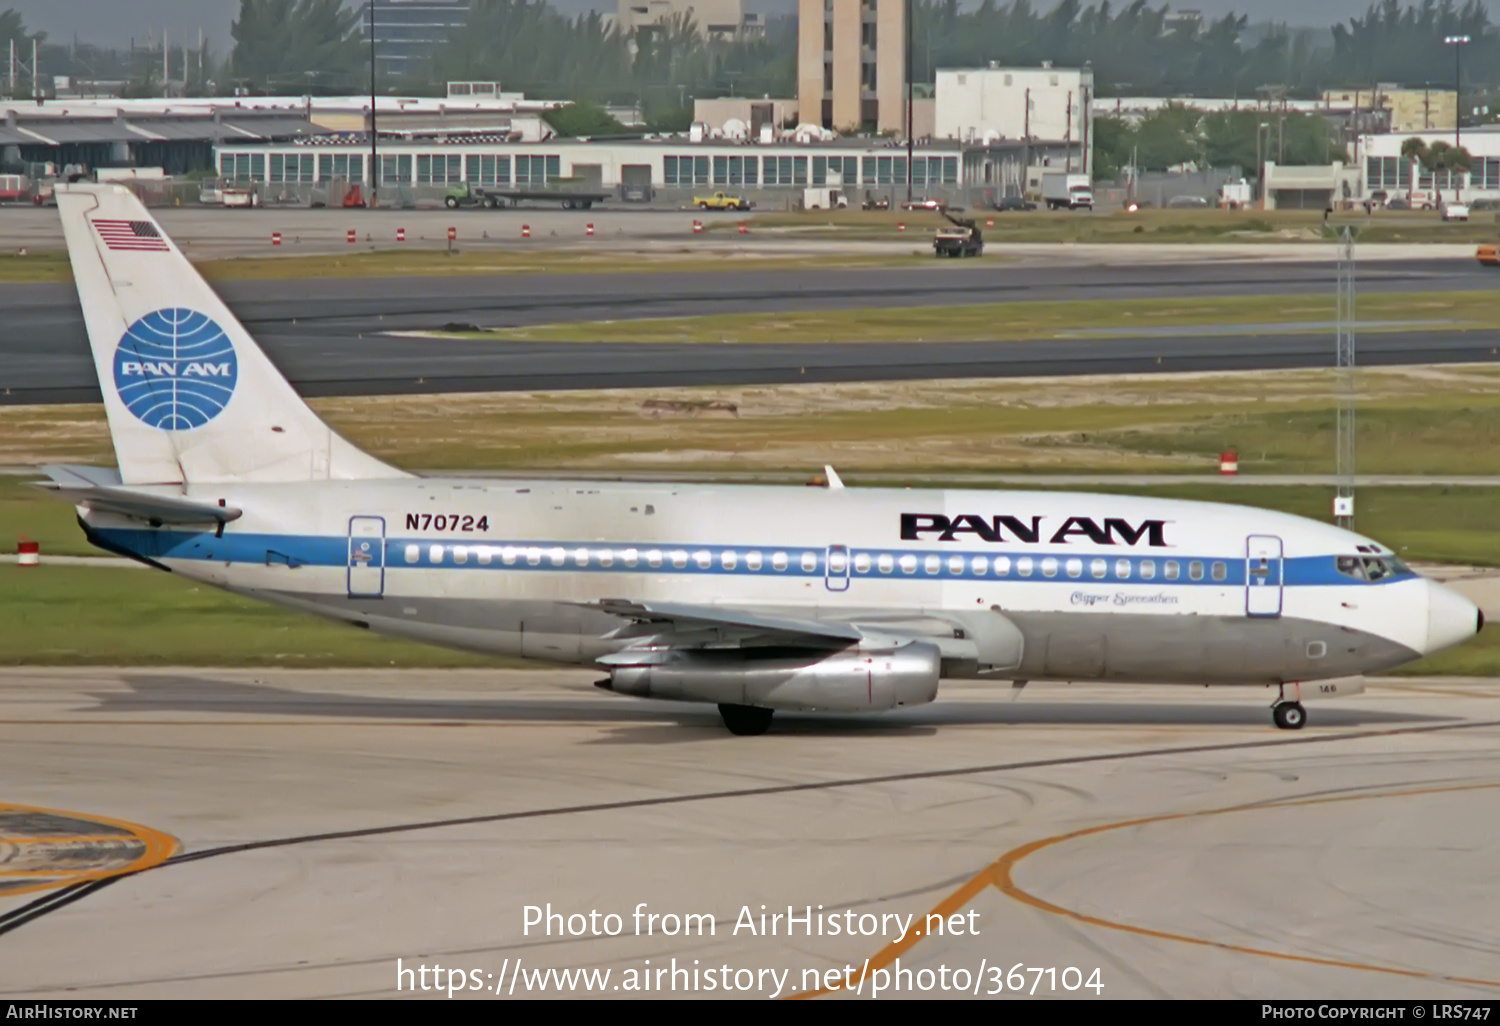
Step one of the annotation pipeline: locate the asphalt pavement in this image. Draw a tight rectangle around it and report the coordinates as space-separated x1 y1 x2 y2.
4 259 1495 403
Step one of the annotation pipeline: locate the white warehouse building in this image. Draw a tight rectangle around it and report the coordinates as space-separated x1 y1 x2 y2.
934 65 1093 178
1359 128 1500 204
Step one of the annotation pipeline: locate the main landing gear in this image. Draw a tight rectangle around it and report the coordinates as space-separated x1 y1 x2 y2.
1272 701 1306 730
1271 682 1306 730
718 703 774 736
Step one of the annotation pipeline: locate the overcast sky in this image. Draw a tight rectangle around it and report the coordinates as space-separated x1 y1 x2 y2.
8 1 1489 50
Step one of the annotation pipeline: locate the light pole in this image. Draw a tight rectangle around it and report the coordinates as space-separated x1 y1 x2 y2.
1445 34 1469 152
369 0 378 208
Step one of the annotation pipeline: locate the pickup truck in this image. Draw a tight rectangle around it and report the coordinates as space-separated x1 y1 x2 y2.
694 192 752 211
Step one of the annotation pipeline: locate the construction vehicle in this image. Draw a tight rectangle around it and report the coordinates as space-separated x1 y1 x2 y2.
443 181 610 210
932 210 983 258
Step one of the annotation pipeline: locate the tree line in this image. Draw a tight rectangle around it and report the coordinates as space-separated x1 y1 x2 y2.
2 1 1496 129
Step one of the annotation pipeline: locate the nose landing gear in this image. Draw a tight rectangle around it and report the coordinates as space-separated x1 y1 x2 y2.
1272 682 1306 730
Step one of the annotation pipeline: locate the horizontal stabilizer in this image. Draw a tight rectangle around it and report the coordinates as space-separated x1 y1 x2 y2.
34 465 241 525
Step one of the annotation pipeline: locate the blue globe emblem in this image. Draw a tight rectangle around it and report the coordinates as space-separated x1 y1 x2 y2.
112 308 238 430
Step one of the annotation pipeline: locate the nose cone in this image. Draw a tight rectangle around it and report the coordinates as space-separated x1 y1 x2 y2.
1425 579 1482 655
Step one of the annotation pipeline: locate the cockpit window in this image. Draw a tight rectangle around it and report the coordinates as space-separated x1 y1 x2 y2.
1337 555 1409 581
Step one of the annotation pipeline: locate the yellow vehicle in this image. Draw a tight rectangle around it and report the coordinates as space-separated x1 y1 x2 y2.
694 191 752 211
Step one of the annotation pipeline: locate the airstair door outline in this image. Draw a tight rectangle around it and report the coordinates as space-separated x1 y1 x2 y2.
1245 534 1283 617
825 545 851 592
348 516 386 598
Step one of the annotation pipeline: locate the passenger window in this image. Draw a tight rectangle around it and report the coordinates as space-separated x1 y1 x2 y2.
826 549 846 572
948 555 965 575
1015 557 1032 577
854 552 871 573
801 551 818 572
1114 558 1131 579
404 544 420 564
993 556 1011 576
721 550 737 570
1189 560 1204 581
1139 559 1155 580
772 551 789 571
622 548 639 567
477 546 493 565
598 549 613 567
549 547 567 566
971 556 988 575
453 546 468 565
1065 558 1082 578
430 544 444 564
646 549 663 568
744 550 762 570
924 554 941 575
1164 560 1180 580
1091 558 1108 579
694 550 712 569
503 546 519 565
669 550 688 568
1336 556 1367 580
1041 557 1058 578
1211 561 1227 581
877 553 894 574
573 548 589 566
899 554 918 574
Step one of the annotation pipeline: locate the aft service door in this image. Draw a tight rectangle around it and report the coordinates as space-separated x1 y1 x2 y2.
347 516 386 598
825 545 851 592
1245 534 1283 617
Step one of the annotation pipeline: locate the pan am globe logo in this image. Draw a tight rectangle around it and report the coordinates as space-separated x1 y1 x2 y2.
112 308 238 430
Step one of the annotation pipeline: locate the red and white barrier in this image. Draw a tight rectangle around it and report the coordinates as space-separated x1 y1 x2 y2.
521 224 531 238
1219 449 1239 475
347 229 357 244
17 539 38 567
737 222 748 234
692 220 703 234
897 222 905 232
396 227 406 243
271 232 281 246
447 226 456 242
586 223 594 237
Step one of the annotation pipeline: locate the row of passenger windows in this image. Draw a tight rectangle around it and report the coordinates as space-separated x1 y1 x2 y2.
401 543 1230 581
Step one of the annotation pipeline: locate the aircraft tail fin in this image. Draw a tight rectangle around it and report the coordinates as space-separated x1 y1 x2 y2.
55 183 407 485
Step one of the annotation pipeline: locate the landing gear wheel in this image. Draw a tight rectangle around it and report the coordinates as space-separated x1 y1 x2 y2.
1272 701 1306 730
718 703 773 736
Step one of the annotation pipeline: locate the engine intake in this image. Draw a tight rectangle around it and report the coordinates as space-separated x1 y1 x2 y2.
608 643 941 712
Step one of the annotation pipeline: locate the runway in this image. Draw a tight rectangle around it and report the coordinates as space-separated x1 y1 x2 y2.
4 259 1497 403
3 668 1499 998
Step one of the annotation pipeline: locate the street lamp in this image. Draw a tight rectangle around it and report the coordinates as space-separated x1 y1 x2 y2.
1445 34 1469 151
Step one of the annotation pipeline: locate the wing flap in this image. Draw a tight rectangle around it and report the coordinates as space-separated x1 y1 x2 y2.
592 599 864 644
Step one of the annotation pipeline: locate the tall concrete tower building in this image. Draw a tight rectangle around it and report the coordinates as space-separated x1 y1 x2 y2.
798 0 907 134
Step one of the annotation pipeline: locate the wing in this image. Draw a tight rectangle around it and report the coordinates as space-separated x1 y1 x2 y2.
591 600 862 658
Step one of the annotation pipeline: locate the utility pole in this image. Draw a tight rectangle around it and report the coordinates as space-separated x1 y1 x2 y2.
369 0 379 207
1445 35 1469 152
904 0 913 204
163 29 169 98
31 37 38 104
1335 226 1356 529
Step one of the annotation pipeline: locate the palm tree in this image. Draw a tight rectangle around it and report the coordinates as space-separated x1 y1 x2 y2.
1401 137 1474 206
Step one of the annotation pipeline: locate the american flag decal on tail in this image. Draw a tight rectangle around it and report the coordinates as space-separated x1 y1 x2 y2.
92 219 170 252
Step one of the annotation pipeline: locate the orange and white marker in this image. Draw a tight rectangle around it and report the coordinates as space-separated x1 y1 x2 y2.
347 229 357 244
737 222 747 234
1219 449 1239 475
396 227 406 242
897 222 905 232
986 217 995 228
271 231 282 245
692 220 703 234
16 539 38 567
521 224 531 238
586 223 594 237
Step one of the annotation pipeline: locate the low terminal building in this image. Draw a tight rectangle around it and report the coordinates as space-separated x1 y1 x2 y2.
212 135 969 206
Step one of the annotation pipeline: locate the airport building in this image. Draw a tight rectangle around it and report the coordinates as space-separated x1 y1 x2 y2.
613 0 764 40
935 65 1094 187
364 0 474 78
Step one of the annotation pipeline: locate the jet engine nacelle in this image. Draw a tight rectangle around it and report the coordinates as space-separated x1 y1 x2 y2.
608 642 941 712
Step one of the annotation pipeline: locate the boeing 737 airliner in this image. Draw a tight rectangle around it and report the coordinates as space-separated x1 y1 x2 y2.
41 183 1483 734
